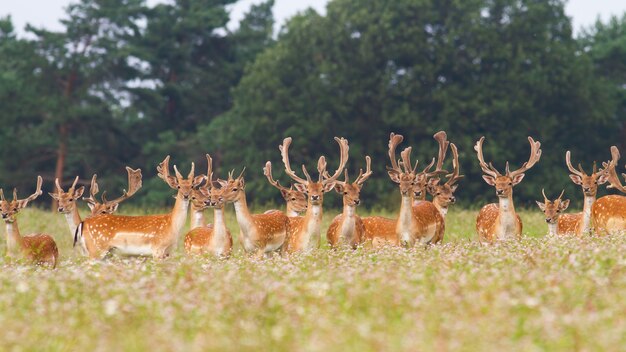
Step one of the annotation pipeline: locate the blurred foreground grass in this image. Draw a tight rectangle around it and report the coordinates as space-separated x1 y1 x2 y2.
0 207 624 351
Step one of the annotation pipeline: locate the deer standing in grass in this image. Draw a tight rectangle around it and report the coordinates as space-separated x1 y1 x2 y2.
475 136 542 242
326 156 372 249
263 161 307 217
184 154 232 257
49 168 141 255
362 133 444 247
219 165 290 258
77 156 203 259
592 146 626 236
426 143 464 218
535 190 573 236
412 131 449 204
278 136 349 254
1 176 58 267
563 151 609 236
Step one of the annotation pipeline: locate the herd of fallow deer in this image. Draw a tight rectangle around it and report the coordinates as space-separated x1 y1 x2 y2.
2 132 626 267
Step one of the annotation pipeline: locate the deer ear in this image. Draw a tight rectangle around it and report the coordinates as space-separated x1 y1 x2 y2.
323 182 336 193
450 184 459 192
74 186 85 199
334 183 345 194
569 174 583 185
597 173 609 185
293 183 307 193
108 203 119 213
511 173 525 185
279 188 290 199
482 175 496 186
239 178 245 189
387 170 401 183
560 199 570 211
535 201 546 211
164 175 179 189
217 179 228 187
87 202 96 212
193 175 206 188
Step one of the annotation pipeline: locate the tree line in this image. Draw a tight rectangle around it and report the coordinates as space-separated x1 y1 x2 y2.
0 0 625 209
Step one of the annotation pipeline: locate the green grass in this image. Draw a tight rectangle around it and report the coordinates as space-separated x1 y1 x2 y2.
0 206 624 351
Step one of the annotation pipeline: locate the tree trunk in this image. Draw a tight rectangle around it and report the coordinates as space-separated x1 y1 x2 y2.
51 123 68 211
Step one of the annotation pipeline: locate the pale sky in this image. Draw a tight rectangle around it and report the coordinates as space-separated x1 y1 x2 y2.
1 0 625 36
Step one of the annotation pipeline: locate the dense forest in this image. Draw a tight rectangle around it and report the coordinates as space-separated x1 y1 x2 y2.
0 0 625 209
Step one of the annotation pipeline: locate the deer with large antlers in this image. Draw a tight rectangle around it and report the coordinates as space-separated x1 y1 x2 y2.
475 136 542 242
413 131 450 204
535 190 575 236
1 176 58 267
184 154 233 257
277 136 349 254
76 156 204 259
49 168 142 256
426 143 464 218
362 133 444 247
326 156 372 249
592 146 626 236
263 162 307 217
219 165 290 258
559 151 610 237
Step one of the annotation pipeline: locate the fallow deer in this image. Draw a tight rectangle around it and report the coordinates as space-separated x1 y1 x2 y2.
592 146 626 236
412 131 449 204
326 156 372 249
535 189 575 236
278 136 349 254
84 167 142 216
426 143 464 218
184 155 232 257
362 133 444 247
187 154 214 230
76 156 204 259
263 161 307 216
1 176 58 267
564 151 609 236
475 136 542 242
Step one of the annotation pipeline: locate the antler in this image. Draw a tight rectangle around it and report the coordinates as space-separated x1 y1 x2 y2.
14 176 43 206
507 137 542 178
321 137 350 185
474 136 500 178
605 146 626 193
355 156 373 186
84 174 100 206
279 137 309 185
102 167 143 205
429 131 449 176
263 161 289 193
157 156 171 181
205 154 213 188
565 151 585 177
445 143 465 186
387 133 404 173
400 147 418 174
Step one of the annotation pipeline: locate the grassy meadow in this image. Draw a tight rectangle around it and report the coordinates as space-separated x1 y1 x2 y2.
1 206 625 351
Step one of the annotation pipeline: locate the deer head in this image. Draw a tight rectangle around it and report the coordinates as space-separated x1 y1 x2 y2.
413 131 450 199
279 136 349 206
331 156 372 207
263 161 307 213
386 133 423 197
0 176 42 223
157 156 204 201
475 136 542 198
536 189 570 225
84 167 142 215
49 176 85 214
427 143 464 206
189 154 215 211
566 151 609 197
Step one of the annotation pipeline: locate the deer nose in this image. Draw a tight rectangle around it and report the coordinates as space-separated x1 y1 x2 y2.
496 189 504 195
450 197 456 203
57 207 64 212
311 195 320 201
415 191 422 197
1 214 7 219
354 199 360 205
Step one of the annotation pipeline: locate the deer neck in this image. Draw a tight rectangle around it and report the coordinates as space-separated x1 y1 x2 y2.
285 203 299 217
64 207 82 238
190 208 206 229
339 204 357 243
580 195 595 235
497 194 517 237
300 201 323 249
397 194 415 244
169 193 190 241
233 191 255 235
4 221 24 256
212 208 228 238
548 222 557 236
433 196 448 218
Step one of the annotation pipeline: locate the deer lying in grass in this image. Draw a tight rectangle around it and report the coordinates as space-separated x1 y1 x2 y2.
536 189 574 236
475 136 542 242
49 168 141 255
263 161 307 216
278 136 349 254
77 156 203 259
426 143 464 218
1 176 58 267
184 154 232 257
563 151 609 236
592 146 626 236
362 133 444 247
326 156 372 249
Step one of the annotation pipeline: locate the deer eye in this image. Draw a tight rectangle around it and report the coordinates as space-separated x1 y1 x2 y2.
508 183 513 186
232 188 238 192
291 198 296 201
177 185 180 189
69 199 74 202
344 192 348 195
